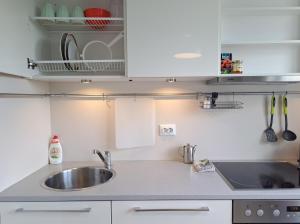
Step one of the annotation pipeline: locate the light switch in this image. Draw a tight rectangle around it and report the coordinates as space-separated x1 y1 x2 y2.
159 124 176 136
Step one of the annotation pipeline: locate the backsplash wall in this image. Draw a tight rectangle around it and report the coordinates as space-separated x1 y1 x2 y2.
50 81 300 162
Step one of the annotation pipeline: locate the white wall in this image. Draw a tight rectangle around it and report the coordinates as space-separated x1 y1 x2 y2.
50 81 300 162
1 79 299 191
0 76 51 192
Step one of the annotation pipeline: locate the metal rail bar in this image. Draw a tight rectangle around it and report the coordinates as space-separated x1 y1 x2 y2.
1 91 300 99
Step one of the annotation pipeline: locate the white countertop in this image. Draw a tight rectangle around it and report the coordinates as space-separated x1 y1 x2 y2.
1 161 300 202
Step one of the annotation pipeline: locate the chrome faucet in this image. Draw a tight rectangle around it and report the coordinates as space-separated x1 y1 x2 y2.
93 150 112 170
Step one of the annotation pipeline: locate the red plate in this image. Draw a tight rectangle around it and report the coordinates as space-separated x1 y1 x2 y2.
84 8 111 30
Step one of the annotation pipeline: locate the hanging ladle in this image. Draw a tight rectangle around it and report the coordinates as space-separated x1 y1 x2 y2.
282 95 297 141
265 94 278 142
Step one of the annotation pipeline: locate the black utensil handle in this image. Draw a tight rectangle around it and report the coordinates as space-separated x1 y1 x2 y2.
285 96 288 107
284 96 288 130
270 114 274 127
270 96 276 127
272 96 276 107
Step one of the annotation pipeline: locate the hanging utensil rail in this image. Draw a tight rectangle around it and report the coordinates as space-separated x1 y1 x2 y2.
1 91 300 99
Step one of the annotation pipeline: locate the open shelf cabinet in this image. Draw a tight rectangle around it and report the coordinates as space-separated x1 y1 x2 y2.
10 0 127 79
220 0 300 77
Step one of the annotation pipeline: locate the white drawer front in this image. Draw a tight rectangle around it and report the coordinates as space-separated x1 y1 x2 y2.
112 200 232 224
0 202 111 224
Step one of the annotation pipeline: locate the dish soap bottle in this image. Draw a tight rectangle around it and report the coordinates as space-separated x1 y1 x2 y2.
49 135 63 165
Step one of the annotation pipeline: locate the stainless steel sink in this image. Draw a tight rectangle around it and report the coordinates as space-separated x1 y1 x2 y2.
43 167 115 191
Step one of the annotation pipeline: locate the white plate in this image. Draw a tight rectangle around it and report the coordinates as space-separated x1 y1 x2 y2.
81 40 112 60
81 40 113 71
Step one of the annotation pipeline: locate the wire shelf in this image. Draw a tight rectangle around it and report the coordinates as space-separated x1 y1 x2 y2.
200 101 244 110
31 17 124 32
29 59 125 73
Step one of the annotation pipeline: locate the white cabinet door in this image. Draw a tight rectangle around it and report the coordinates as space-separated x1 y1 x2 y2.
0 0 43 78
0 202 111 224
126 0 220 78
112 200 232 224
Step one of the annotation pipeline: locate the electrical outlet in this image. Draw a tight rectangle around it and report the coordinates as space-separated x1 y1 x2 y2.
159 124 176 136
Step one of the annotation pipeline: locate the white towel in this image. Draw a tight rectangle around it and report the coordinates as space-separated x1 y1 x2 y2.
115 98 155 149
193 159 215 173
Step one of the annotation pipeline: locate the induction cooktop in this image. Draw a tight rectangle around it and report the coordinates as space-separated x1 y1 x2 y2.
214 162 300 190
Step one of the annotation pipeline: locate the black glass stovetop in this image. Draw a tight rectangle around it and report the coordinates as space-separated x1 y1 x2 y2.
214 162 300 190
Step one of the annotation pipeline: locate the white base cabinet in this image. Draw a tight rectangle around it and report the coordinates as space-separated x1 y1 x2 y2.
112 200 232 224
0 200 232 224
0 202 111 224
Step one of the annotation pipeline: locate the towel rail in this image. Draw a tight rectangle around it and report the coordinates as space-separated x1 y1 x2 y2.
1 91 300 99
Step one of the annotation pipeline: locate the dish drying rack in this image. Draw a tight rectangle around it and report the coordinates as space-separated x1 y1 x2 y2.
27 58 125 73
200 92 244 110
31 17 124 32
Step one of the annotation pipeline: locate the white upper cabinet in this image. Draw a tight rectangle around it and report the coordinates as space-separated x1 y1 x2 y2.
0 0 43 78
126 0 221 78
0 0 126 80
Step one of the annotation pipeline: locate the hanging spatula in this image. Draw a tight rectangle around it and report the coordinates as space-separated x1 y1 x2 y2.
265 95 278 142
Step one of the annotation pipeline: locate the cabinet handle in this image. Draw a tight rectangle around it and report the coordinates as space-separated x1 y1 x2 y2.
133 207 210 212
15 208 92 213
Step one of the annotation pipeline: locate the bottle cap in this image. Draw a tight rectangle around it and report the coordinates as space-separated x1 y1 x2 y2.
51 135 60 143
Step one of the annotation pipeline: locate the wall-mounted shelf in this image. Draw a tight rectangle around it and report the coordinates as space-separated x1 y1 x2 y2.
28 59 125 73
200 101 244 110
31 17 124 32
223 7 300 16
222 40 300 46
